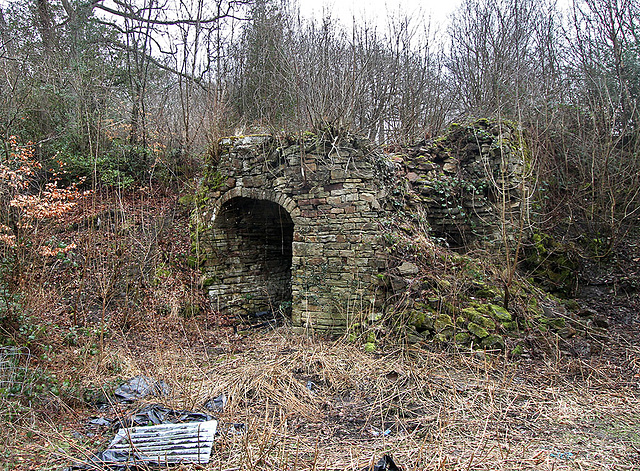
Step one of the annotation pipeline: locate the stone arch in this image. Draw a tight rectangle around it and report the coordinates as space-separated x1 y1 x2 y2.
211 187 301 226
200 134 390 332
208 191 297 318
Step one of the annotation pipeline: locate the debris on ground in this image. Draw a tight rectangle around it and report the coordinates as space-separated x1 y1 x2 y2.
69 395 242 470
118 404 214 428
69 420 217 470
369 428 392 437
114 375 169 403
88 417 111 427
203 393 227 412
363 455 402 471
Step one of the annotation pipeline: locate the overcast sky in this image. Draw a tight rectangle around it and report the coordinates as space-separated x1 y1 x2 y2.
296 0 463 32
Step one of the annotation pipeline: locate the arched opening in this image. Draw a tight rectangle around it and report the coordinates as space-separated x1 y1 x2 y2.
210 197 294 318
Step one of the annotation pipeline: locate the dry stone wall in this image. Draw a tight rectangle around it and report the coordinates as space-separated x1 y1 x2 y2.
195 133 394 332
391 119 529 247
195 121 530 333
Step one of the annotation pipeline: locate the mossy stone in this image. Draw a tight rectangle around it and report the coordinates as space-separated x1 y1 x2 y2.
539 317 565 330
434 332 452 343
440 325 454 338
490 304 512 322
455 332 471 345
434 314 453 332
477 316 496 331
474 304 491 315
443 302 457 314
468 322 489 339
461 307 481 323
524 232 578 296
481 334 505 350
475 287 498 298
410 310 435 331
502 321 518 331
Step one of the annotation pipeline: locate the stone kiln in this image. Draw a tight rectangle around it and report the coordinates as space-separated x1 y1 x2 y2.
195 133 393 332
195 121 529 333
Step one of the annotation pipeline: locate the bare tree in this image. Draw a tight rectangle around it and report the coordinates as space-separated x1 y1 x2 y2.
446 0 559 119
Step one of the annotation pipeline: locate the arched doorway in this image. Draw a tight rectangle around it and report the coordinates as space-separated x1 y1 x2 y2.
210 197 294 317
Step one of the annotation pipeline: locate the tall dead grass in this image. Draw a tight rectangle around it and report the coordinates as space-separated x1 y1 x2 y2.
17 326 637 471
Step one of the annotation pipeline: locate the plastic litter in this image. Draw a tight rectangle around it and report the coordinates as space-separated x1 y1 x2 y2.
71 420 217 470
67 405 219 471
549 450 575 460
370 428 392 437
113 375 169 403
88 417 112 427
363 455 402 471
118 404 214 428
103 420 217 466
203 393 227 412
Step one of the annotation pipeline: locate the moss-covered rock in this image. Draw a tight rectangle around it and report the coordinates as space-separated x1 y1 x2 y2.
455 332 471 345
489 304 512 322
461 307 481 323
539 317 565 330
474 286 499 299
501 321 518 331
410 309 435 331
476 315 496 331
468 322 489 339
524 232 578 296
481 334 505 350
434 314 454 332
434 331 452 343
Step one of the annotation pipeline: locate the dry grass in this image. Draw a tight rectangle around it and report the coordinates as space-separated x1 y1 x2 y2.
4 322 638 471
1 191 638 470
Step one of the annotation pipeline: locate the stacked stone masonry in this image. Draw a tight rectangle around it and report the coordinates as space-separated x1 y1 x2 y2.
196 123 528 333
197 134 394 332
392 119 529 246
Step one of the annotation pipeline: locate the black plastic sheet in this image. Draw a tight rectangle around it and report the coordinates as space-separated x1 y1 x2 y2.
113 376 169 403
364 455 402 471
